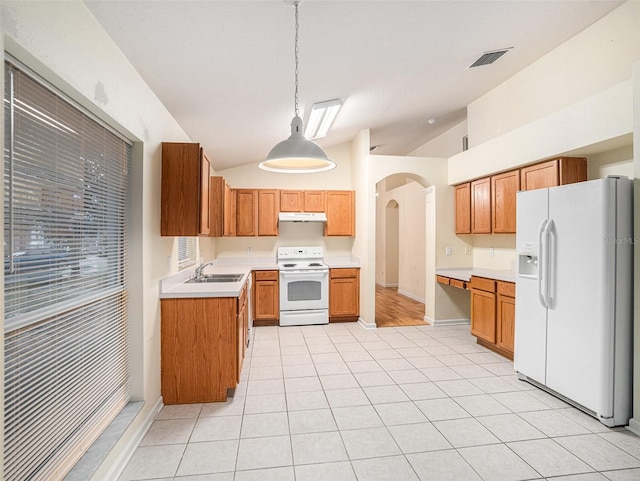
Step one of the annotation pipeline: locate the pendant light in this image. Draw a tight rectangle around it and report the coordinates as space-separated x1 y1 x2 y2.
259 1 336 173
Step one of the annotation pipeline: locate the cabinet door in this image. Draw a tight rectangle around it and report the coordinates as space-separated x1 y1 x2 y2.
325 191 355 236
497 293 515 354
329 268 360 321
235 189 258 236
253 271 280 322
199 151 211 235
491 170 519 233
304 191 325 212
471 178 491 234
520 160 559 191
280 190 303 212
161 142 208 236
161 297 237 404
209 176 225 237
470 288 496 343
224 183 236 236
454 183 471 234
558 157 587 186
258 190 279 236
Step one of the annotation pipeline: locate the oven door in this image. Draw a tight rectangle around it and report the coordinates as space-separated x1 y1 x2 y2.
279 269 329 311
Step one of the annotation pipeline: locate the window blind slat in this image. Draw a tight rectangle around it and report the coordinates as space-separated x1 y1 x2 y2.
4 61 131 481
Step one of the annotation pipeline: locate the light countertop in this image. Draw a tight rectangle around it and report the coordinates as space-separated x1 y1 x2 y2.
436 267 516 283
160 256 361 298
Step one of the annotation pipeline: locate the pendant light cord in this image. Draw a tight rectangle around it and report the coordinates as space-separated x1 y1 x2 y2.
294 1 300 118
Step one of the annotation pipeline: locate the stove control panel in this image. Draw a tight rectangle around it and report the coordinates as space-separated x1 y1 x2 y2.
277 246 324 260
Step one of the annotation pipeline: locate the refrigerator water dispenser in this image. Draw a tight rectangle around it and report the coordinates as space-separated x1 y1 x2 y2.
518 254 538 277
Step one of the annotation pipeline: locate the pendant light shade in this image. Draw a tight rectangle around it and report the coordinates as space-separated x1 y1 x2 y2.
260 116 336 173
259 1 336 174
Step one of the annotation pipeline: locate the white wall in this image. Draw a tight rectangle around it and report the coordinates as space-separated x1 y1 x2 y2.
1 2 192 478
376 180 426 302
409 119 467 159
468 1 640 147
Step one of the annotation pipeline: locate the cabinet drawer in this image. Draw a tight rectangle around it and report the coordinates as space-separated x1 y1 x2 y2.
331 268 358 279
470 276 496 292
497 281 515 297
255 270 278 281
436 275 450 285
450 279 467 289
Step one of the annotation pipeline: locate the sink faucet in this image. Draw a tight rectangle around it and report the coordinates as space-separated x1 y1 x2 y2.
194 260 214 280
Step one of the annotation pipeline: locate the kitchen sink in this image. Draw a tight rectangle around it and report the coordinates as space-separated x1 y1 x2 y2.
186 273 244 283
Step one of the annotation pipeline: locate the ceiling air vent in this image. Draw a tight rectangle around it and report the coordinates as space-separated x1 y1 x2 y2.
468 48 511 68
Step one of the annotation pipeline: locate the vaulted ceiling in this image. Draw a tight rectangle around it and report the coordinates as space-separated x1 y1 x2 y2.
85 0 623 171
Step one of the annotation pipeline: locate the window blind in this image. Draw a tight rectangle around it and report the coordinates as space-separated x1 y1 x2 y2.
3 60 130 481
177 237 196 267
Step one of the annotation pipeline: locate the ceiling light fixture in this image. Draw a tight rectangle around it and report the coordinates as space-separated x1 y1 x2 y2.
305 99 343 139
259 1 336 174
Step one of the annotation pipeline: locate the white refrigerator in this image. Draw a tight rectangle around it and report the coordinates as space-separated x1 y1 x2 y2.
514 177 633 427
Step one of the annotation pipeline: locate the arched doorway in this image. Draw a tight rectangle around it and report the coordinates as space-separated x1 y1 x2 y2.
375 175 428 327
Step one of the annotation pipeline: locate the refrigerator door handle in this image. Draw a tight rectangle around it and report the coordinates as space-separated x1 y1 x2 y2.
544 219 555 307
538 219 549 308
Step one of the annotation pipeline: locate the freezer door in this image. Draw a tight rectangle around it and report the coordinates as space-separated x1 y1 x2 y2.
545 180 616 418
514 188 549 384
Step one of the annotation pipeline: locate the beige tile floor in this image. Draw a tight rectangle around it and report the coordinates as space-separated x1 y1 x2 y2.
118 323 640 481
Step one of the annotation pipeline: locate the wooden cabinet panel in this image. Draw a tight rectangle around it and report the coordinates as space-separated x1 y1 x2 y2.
304 191 325 212
258 190 279 236
325 190 355 236
252 270 279 325
520 157 587 191
497 282 515 355
470 287 496 343
280 190 326 213
235 189 258 236
161 297 237 404
210 177 236 237
471 178 491 234
237 283 248 383
161 142 210 236
280 190 303 212
224 183 236 236
454 183 471 234
329 268 360 321
491 170 519 233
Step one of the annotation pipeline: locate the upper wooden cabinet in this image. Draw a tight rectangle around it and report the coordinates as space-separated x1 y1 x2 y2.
210 176 236 237
280 190 326 212
304 191 326 212
325 190 355 236
454 183 471 234
520 157 587 191
258 190 279 236
470 177 491 234
235 189 258 236
161 142 210 236
491 170 519 234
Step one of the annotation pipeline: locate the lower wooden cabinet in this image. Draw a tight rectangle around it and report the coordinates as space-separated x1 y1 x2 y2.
252 270 279 326
496 281 515 355
329 268 360 322
470 277 496 343
470 276 515 360
160 283 248 404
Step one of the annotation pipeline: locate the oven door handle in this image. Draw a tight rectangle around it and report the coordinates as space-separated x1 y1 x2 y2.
280 270 329 277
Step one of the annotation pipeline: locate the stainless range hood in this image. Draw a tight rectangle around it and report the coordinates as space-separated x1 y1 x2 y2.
278 212 327 223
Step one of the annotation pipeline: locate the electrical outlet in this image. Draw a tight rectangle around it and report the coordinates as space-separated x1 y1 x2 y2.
445 246 452 256
247 246 252 255
490 247 495 257
465 246 471 255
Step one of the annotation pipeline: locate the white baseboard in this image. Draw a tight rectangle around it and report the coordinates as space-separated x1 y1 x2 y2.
426 316 470 327
358 317 377 329
100 396 164 481
628 418 640 437
397 289 425 304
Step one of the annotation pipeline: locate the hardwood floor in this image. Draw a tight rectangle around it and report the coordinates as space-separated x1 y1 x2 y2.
375 285 428 328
